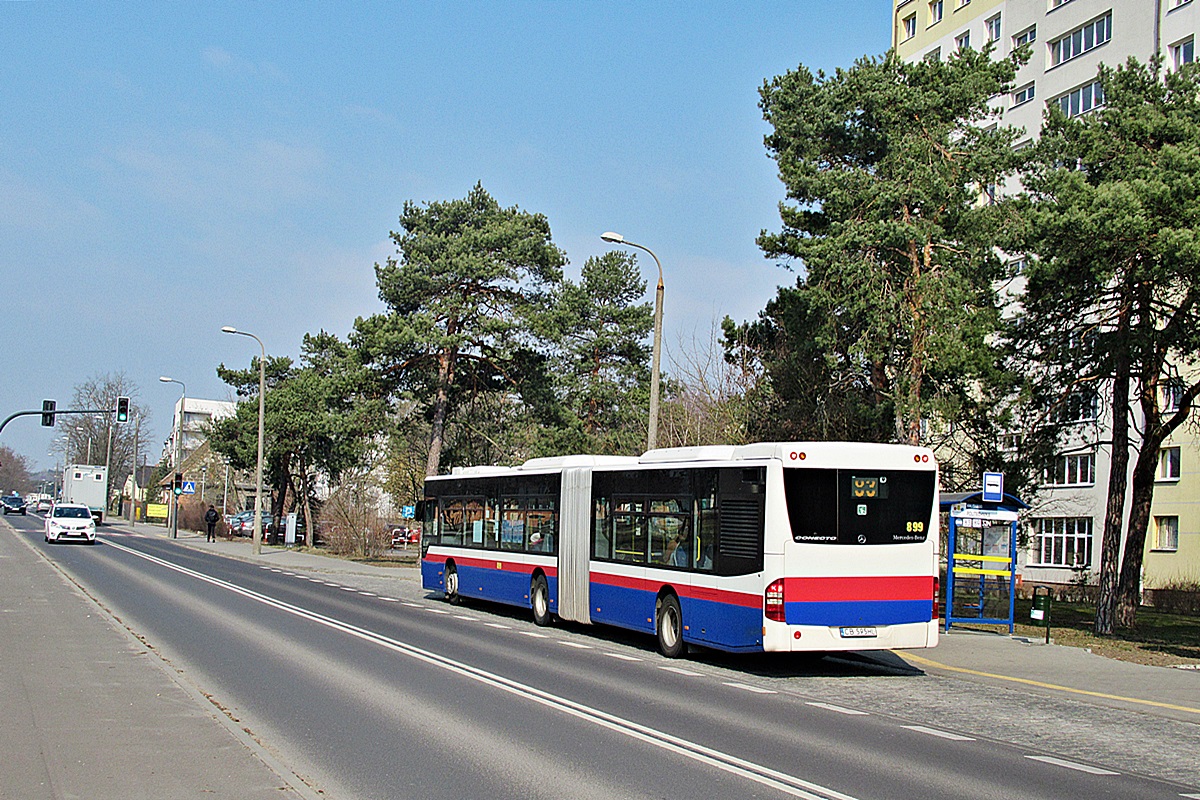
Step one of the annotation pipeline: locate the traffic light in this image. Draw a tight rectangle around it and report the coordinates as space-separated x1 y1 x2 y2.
173 472 183 496
41 399 56 427
115 396 130 423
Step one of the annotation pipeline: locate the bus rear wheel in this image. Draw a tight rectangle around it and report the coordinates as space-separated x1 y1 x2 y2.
531 574 551 627
656 594 687 658
444 563 460 604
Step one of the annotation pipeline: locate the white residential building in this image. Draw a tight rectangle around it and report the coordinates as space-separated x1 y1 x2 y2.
893 0 1199 590
161 397 236 468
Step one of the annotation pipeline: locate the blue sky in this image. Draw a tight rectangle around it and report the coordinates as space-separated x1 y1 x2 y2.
1 2 891 471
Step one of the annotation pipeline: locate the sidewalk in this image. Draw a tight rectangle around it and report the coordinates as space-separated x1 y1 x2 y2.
0 520 315 800
145 521 1200 725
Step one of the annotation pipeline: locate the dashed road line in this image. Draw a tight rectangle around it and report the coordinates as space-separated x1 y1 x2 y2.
604 652 642 662
484 622 510 629
520 631 548 638
1024 755 1118 775
426 608 450 615
806 702 868 716
724 682 777 695
658 666 702 677
559 641 592 649
902 725 974 742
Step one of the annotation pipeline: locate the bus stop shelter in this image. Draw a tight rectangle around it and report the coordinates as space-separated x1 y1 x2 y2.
940 490 1029 633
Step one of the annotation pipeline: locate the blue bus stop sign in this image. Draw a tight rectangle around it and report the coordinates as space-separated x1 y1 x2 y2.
982 472 1003 503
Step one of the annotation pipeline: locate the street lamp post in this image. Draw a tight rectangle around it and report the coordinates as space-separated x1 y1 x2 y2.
222 326 266 556
601 231 664 451
159 376 186 539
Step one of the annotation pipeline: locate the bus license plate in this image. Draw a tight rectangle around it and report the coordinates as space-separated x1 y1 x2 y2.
839 627 877 638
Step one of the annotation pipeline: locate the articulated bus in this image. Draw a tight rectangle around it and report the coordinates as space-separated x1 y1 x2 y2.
420 442 939 657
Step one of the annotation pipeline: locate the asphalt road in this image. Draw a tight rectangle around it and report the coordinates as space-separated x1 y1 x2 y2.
8 514 1198 800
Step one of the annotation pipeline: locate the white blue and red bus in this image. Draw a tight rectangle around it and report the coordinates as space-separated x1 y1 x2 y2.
420 442 939 657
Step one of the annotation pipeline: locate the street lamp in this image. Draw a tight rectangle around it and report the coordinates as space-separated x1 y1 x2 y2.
159 376 186 539
222 326 266 556
601 231 664 451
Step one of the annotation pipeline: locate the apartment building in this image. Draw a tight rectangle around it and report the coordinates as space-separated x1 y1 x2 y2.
893 0 1200 592
160 397 236 468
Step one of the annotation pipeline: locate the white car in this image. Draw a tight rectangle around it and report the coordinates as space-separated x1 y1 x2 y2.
45 502 97 545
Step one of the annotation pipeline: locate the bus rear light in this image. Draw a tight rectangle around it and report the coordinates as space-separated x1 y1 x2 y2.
932 576 940 620
794 630 802 639
765 579 786 622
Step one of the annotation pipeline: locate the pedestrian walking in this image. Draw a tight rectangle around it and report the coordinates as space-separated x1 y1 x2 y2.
204 504 220 542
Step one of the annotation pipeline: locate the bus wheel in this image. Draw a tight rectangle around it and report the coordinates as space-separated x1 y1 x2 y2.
531 574 552 627
656 594 687 658
444 563 460 604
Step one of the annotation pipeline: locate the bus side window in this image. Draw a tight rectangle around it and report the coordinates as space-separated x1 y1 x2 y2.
593 497 612 559
696 505 717 571
613 501 646 563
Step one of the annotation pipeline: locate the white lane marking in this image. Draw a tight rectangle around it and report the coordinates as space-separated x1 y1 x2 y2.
340 587 357 592
425 608 449 614
807 702 868 716
401 602 423 608
358 592 377 597
103 540 864 800
484 623 510 629
453 615 477 621
1025 755 1118 775
559 641 592 649
658 666 702 677
323 582 341 587
604 652 642 662
520 631 548 638
1180 794 1200 799
380 598 400 603
723 682 777 695
901 725 974 741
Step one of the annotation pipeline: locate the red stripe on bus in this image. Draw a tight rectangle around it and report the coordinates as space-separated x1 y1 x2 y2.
590 572 761 609
785 576 932 602
422 554 557 578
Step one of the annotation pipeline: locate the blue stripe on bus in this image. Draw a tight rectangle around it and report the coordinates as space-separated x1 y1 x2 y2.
421 560 558 611
785 599 931 627
590 581 764 651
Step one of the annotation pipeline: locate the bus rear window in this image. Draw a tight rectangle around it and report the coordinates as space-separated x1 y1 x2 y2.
784 468 934 545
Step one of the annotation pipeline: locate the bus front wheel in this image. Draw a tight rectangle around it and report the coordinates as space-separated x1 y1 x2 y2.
531 574 551 627
656 594 687 658
444 563 460 604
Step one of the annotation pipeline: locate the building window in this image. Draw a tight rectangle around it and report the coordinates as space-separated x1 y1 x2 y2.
1153 516 1180 551
986 14 1002 42
925 47 942 62
1013 82 1035 106
1051 0 1076 8
930 0 944 24
956 31 971 51
1173 38 1195 69
1013 26 1036 48
1059 390 1098 423
1158 446 1181 481
1008 257 1027 275
1045 452 1095 486
904 14 917 40
1034 517 1092 567
1054 80 1106 117
1050 14 1112 67
1161 381 1184 413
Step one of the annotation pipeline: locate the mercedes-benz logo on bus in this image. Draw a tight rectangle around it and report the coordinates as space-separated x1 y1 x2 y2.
857 534 867 544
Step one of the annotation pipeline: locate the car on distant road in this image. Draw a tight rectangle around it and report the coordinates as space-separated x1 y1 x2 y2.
230 510 274 537
36 498 53 513
1 495 27 515
391 528 419 548
44 502 96 544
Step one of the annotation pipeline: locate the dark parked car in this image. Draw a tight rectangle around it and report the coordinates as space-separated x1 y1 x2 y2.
2 495 27 515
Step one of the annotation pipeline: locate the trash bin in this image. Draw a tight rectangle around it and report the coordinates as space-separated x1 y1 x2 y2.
1030 585 1052 643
